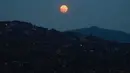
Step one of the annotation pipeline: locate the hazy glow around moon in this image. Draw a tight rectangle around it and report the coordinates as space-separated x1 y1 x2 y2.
60 5 68 13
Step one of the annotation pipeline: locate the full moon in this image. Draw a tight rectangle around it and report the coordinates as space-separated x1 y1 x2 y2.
60 5 68 13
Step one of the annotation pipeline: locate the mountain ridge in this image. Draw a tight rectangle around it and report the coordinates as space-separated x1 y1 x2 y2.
67 26 130 43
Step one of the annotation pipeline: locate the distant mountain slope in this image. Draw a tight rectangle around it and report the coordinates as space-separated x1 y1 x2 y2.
68 26 130 43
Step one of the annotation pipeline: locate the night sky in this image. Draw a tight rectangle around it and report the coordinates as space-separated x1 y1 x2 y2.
0 0 130 33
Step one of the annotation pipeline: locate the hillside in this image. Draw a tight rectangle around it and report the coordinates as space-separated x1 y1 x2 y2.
0 21 130 73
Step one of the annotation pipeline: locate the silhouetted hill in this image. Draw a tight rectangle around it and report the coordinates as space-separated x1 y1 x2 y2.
0 21 130 73
68 26 130 43
0 20 75 55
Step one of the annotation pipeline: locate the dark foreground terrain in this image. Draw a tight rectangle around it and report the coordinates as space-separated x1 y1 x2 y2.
0 20 130 73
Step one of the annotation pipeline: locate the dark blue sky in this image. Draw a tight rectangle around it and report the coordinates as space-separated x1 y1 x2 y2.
0 0 130 32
